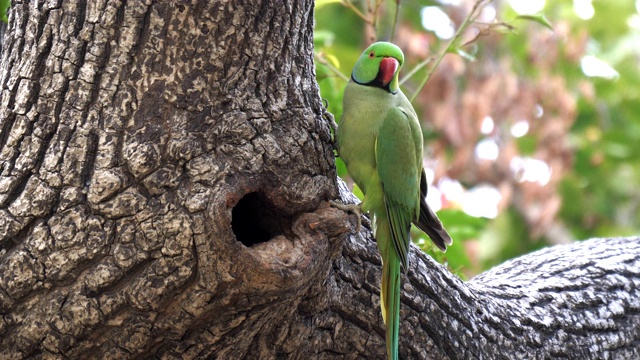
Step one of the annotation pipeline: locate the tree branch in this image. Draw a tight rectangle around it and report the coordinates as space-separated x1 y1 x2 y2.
409 0 491 102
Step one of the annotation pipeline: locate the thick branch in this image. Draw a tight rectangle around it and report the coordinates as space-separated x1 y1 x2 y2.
329 183 640 359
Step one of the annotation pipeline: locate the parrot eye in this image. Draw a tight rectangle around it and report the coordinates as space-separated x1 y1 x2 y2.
368 51 375 58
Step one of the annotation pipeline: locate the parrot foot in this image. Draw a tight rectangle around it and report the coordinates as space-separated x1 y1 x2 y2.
329 200 363 233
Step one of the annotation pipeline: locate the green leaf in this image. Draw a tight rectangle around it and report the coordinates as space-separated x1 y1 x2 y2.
352 183 364 200
0 0 9 24
315 0 341 9
436 209 488 241
516 134 537 155
514 14 553 31
423 236 471 280
314 30 336 47
335 156 348 178
323 53 341 69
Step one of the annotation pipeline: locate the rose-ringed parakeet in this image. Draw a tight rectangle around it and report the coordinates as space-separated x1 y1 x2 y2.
336 42 452 360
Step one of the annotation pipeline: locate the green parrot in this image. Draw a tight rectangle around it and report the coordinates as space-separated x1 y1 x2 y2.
336 42 452 360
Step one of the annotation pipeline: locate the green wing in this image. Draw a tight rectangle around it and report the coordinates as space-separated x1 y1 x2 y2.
375 106 421 271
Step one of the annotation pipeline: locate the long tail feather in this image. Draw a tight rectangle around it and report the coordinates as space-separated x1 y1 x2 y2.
378 216 402 360
381 252 401 360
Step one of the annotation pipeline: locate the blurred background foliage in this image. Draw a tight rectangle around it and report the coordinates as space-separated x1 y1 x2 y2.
0 0 8 24
315 0 640 278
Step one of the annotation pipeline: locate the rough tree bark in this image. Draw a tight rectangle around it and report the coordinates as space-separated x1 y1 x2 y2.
0 1 638 359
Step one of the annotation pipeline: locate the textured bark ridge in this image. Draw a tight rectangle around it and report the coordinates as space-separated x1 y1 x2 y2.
0 1 337 358
465 237 640 359
1 1 639 360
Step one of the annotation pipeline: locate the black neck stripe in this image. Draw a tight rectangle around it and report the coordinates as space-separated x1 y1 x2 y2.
351 74 395 93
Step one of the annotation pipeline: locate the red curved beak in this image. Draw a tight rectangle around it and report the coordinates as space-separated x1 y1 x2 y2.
378 57 399 86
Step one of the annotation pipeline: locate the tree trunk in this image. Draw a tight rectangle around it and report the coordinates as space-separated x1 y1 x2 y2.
0 1 638 359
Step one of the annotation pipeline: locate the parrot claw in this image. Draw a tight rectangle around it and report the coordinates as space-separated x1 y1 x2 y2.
329 200 363 233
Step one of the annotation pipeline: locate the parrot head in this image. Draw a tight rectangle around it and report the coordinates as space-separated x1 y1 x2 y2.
351 41 404 93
